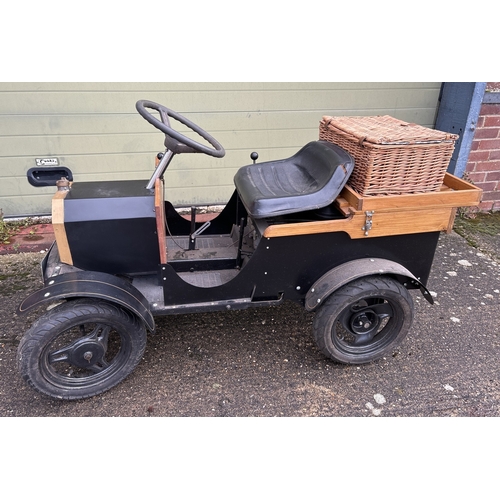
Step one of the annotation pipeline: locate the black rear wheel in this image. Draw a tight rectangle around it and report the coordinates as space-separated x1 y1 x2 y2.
313 276 414 364
18 299 147 400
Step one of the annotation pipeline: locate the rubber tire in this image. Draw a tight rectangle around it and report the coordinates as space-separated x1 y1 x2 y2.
313 276 414 364
18 299 147 400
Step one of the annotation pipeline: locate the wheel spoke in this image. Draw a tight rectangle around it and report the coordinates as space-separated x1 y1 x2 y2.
351 331 377 346
95 325 111 350
159 108 171 127
370 302 393 319
86 324 108 342
48 347 71 364
87 359 110 373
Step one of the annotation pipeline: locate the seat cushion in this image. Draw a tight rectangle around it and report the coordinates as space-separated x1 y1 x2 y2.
234 141 354 218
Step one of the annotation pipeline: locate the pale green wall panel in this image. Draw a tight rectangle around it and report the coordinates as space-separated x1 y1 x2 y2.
0 82 440 94
0 107 439 138
0 82 442 217
0 90 440 116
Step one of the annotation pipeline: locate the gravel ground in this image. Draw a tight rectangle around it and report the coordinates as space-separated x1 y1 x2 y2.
1 227 499 418
1 221 498 499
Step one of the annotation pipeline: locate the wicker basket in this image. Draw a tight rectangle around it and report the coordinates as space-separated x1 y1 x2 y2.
319 115 458 196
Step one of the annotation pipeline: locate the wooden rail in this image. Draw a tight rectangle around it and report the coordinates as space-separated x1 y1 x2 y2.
154 178 167 264
263 173 482 240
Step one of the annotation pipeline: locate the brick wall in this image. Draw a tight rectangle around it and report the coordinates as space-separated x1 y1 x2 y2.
465 82 500 212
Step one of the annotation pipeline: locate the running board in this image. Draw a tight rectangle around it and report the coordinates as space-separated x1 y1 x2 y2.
150 293 284 316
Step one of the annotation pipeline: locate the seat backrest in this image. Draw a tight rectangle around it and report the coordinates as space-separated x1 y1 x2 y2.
234 141 355 218
292 141 351 187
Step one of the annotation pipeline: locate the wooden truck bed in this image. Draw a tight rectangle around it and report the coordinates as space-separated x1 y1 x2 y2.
263 173 482 239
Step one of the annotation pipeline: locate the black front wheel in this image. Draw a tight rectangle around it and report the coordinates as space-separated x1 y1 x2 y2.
313 277 414 364
18 299 147 400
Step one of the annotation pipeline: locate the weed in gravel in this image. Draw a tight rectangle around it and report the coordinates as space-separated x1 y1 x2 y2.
0 209 15 244
0 209 50 245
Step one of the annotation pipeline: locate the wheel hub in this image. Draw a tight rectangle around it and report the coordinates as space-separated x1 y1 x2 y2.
67 341 105 369
350 309 380 336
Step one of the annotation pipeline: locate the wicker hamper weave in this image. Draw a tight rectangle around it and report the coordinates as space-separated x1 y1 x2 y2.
319 115 458 196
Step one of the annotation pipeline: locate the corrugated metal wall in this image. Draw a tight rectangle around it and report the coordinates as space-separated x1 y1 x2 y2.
0 82 442 217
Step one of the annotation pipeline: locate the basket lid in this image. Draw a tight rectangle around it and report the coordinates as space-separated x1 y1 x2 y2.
322 115 458 145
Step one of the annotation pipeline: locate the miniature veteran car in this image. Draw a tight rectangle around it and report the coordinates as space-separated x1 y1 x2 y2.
17 100 482 400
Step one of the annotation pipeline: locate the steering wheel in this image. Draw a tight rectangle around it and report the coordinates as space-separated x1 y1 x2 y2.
136 100 225 158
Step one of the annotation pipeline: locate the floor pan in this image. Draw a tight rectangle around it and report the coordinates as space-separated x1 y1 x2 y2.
177 269 240 288
167 235 237 262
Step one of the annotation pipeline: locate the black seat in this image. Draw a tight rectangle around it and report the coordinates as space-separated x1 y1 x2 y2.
234 141 354 219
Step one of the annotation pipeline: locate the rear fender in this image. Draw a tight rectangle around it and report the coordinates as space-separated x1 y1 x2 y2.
17 271 155 333
305 258 433 311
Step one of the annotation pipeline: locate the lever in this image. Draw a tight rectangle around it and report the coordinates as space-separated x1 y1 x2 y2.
251 152 258 164
189 219 211 250
191 221 211 238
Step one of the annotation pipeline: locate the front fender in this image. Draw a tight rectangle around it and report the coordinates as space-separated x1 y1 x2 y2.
305 258 433 311
18 271 155 332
